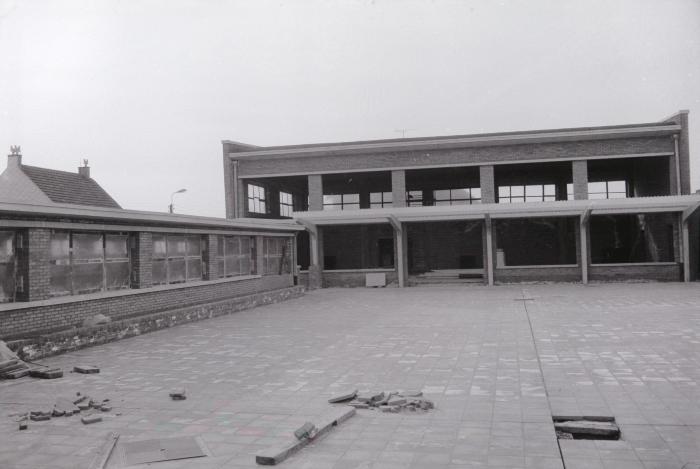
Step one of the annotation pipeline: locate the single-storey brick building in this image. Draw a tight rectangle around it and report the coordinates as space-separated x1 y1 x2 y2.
223 110 700 288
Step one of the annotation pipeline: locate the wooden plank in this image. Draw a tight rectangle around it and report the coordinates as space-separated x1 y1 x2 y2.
256 407 355 466
88 432 119 469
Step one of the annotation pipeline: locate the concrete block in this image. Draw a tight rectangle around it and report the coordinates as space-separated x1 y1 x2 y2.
554 420 620 438
169 389 187 400
294 422 317 440
81 415 103 425
29 368 63 379
73 365 100 374
3 369 29 379
387 398 406 406
328 389 357 403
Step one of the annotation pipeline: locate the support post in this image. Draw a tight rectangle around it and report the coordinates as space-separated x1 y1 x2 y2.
388 216 406 288
391 170 407 208
572 160 589 200
479 165 495 204
299 220 322 289
682 219 690 282
308 175 324 211
485 216 494 286
580 214 589 285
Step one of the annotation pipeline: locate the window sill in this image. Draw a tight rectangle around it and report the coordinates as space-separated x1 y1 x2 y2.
0 274 264 312
496 264 579 269
590 262 679 267
323 268 395 273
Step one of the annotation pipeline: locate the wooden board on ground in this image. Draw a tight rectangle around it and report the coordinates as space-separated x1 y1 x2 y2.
256 406 355 466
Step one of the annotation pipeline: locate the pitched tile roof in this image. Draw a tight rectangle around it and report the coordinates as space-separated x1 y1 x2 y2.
20 165 121 209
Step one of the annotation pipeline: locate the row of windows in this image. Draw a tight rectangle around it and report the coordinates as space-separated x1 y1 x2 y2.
40 231 293 300
247 180 629 215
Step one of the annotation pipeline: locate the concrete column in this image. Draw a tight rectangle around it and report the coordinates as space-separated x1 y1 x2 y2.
682 219 690 282
27 228 51 301
132 232 153 289
580 218 589 284
391 170 407 208
308 175 324 211
392 222 407 288
307 227 323 289
572 160 588 200
484 218 494 286
237 176 247 217
203 234 219 280
479 165 495 203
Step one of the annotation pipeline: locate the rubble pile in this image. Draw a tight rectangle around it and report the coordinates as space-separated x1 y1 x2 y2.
16 392 112 430
329 390 434 413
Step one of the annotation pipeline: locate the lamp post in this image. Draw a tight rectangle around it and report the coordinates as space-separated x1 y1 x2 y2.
169 188 187 213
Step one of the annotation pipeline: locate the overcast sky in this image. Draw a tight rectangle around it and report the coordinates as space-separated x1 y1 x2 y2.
1 0 699 217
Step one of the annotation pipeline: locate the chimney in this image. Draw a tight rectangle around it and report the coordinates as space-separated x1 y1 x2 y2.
7 145 21 167
78 158 90 178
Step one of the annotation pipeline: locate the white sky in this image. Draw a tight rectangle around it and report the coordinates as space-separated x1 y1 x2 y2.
1 0 699 217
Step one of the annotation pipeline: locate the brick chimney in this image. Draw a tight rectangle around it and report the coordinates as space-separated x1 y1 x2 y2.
78 158 90 178
7 145 21 167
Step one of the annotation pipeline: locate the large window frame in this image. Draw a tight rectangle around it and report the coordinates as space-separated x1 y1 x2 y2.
498 184 556 203
433 187 481 206
247 184 267 214
406 190 424 207
588 180 628 200
217 235 255 277
323 193 360 211
263 237 292 275
279 191 294 217
370 192 393 208
49 231 131 297
151 234 204 286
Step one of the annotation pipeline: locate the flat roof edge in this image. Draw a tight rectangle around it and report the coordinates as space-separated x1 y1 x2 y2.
0 202 303 232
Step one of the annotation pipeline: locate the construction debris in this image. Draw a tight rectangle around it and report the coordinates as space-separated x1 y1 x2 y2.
74 365 100 374
87 432 119 469
169 389 187 400
553 416 621 440
256 407 355 466
29 368 63 379
327 389 357 403
335 390 434 413
293 422 317 440
81 414 103 425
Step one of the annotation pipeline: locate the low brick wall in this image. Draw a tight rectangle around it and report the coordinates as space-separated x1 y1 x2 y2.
322 270 398 288
0 274 294 339
495 266 581 283
589 263 682 282
11 285 305 360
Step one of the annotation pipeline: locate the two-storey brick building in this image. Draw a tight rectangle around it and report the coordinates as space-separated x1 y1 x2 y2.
223 110 700 288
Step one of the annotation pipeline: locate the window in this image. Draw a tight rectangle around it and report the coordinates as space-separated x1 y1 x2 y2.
279 191 293 217
370 192 393 208
588 180 627 200
323 193 360 211
263 237 292 275
49 231 130 297
217 236 254 277
151 234 204 285
247 184 267 214
433 188 481 205
0 231 17 302
567 183 574 200
498 184 555 203
406 190 424 206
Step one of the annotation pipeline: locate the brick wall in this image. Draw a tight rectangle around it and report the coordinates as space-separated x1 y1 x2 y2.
0 274 294 339
131 232 153 288
27 228 50 301
322 270 398 288
495 266 581 283
589 264 681 282
238 136 674 177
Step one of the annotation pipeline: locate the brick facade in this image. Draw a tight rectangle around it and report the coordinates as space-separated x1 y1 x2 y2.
131 232 153 288
27 228 50 301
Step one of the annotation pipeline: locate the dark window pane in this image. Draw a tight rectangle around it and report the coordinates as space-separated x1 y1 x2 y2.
152 259 167 284
72 263 103 294
105 235 128 259
73 233 103 260
167 235 186 257
105 261 130 290
168 258 186 283
187 259 202 280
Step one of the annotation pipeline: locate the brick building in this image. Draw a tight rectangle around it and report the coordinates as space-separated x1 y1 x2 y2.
0 149 303 343
223 110 700 288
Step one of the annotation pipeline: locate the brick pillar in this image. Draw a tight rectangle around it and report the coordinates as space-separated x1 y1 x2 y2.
572 160 588 200
204 234 219 280
479 165 495 203
391 170 406 208
27 228 50 301
132 232 153 289
308 175 323 211
307 227 323 289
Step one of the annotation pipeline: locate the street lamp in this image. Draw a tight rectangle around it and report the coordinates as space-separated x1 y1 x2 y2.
169 188 187 213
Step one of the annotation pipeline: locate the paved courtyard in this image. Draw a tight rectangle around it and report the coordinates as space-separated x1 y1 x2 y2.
1 283 699 469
